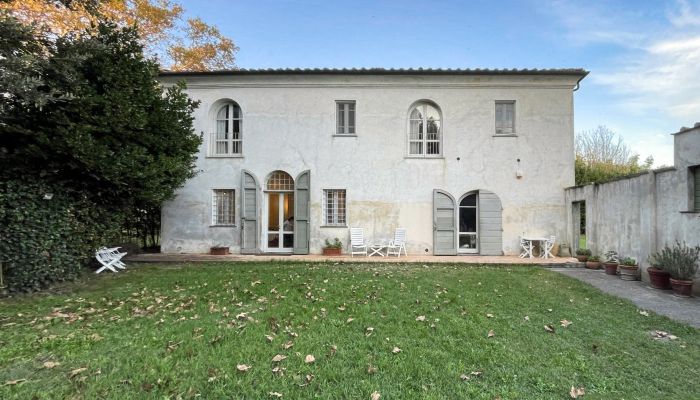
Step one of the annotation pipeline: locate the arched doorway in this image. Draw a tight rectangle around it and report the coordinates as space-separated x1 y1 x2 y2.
265 171 295 253
458 192 478 253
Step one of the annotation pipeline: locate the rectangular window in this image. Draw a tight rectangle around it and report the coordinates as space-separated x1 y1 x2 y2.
336 101 356 135
694 166 700 212
495 101 515 135
212 189 235 225
323 189 347 226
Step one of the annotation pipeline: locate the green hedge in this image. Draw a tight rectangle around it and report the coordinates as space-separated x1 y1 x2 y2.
0 180 118 292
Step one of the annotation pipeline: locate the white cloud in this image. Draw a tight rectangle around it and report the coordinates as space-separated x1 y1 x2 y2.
668 0 700 27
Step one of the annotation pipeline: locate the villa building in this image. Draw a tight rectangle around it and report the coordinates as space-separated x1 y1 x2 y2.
158 68 588 255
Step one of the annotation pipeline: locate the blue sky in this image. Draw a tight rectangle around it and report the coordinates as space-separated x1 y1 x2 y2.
181 0 700 166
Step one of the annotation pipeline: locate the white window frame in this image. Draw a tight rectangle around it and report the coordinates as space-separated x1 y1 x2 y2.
212 189 235 226
407 102 442 158
335 101 356 135
210 102 243 157
323 189 347 226
495 101 516 135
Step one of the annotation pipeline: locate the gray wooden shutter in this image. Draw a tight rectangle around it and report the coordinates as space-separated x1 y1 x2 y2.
294 170 310 254
694 167 700 211
433 189 457 255
240 170 259 254
478 190 503 255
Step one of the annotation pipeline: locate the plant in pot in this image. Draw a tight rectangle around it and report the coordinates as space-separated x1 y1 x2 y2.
603 250 619 275
619 257 638 281
322 238 343 256
575 248 591 262
585 255 601 269
664 241 700 297
210 243 229 255
647 246 673 290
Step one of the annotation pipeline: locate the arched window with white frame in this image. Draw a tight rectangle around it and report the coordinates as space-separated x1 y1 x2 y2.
408 101 442 157
212 101 242 156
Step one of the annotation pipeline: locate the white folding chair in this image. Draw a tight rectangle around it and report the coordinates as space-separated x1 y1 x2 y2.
95 247 127 274
349 228 368 257
386 228 407 257
541 236 555 259
519 237 533 259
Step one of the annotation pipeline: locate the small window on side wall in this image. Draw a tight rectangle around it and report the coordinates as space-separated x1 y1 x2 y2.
495 101 515 135
323 189 347 226
212 189 235 225
336 101 356 135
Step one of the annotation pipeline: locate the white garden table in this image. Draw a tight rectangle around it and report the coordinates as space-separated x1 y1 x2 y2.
368 240 388 257
522 236 550 258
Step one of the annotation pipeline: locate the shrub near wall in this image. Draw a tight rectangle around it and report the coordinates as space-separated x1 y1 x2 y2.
0 180 118 292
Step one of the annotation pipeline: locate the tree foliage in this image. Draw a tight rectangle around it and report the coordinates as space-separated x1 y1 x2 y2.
0 0 238 71
575 126 654 185
0 16 201 291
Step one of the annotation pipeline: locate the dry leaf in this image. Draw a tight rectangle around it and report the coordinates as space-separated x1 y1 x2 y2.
365 327 374 337
43 361 60 369
460 374 471 381
560 320 572 328
3 379 27 386
265 335 275 342
282 341 294 350
524 315 530 321
269 392 283 398
392 346 401 354
416 315 426 321
304 354 315 363
271 354 287 362
338 306 346 311
329 344 337 357
639 310 649 317
367 365 377 374
547 308 553 312
236 364 251 372
569 386 585 398
346 317 355 323
371 391 381 400
272 366 285 375
544 325 555 333
68 367 87 378
487 330 495 338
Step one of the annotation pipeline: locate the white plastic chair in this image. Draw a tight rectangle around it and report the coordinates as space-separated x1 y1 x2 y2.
541 236 555 259
95 247 127 274
386 228 407 257
519 237 533 258
349 228 368 257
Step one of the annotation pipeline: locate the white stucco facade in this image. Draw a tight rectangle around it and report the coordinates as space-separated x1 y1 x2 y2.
158 69 586 255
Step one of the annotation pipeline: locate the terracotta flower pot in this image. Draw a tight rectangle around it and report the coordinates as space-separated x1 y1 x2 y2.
322 247 342 256
210 246 229 255
619 265 638 281
603 262 618 275
670 278 693 297
647 267 671 290
576 255 588 262
585 261 601 269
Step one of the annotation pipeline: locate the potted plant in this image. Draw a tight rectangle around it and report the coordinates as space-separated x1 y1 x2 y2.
648 246 673 290
210 245 229 255
664 241 700 297
603 250 619 275
585 255 601 269
619 257 638 281
575 248 591 262
322 238 343 256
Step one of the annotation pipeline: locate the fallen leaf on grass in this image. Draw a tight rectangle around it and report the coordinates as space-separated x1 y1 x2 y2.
304 354 315 363
328 345 337 357
365 327 374 337
367 365 377 374
43 361 60 369
544 325 555 333
69 367 87 378
269 391 283 398
271 366 285 375
346 317 355 323
639 310 649 317
524 315 529 321
3 379 27 386
265 335 275 342
371 391 381 400
569 386 585 398
416 315 426 321
282 341 294 350
272 354 287 362
560 320 572 328
486 313 494 318
236 364 251 372
487 330 495 338
392 346 401 354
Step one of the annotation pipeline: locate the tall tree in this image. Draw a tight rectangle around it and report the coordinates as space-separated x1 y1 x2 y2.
575 126 654 185
0 0 238 71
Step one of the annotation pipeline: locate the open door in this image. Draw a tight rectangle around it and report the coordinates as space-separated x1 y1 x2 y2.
433 189 457 255
293 170 310 254
241 170 260 254
478 190 503 255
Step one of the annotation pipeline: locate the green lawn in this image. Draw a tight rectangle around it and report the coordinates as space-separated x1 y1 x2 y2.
1 262 698 399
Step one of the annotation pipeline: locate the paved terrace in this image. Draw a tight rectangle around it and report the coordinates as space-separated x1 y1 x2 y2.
126 253 577 265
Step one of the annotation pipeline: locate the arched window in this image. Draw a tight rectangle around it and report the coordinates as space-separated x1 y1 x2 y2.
212 102 242 156
266 171 295 191
408 102 441 156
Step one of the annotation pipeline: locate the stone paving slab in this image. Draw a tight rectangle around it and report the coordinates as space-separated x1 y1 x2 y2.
551 268 700 328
